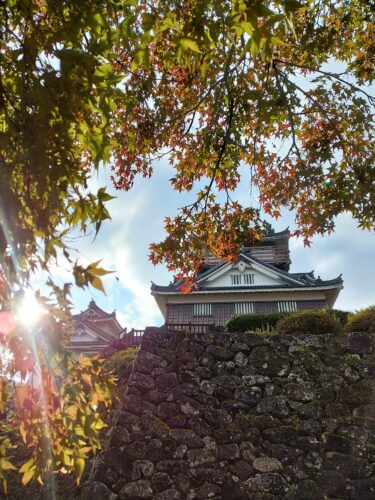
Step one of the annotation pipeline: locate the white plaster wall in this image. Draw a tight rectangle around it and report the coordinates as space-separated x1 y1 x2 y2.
207 267 282 287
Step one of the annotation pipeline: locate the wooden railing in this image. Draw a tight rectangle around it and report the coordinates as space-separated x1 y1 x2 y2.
165 322 214 334
121 328 145 347
107 322 215 354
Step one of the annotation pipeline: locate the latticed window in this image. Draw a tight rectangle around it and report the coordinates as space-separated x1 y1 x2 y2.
244 274 255 284
193 303 212 316
231 274 242 285
235 302 254 315
278 301 297 313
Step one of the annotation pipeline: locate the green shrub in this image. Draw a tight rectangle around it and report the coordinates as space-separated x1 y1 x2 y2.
329 309 350 326
226 312 290 333
276 310 342 336
345 306 375 333
105 346 139 372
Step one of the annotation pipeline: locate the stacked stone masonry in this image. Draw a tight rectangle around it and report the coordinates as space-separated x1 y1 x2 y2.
86 328 375 499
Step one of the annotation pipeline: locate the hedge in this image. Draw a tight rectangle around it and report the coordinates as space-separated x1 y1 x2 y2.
329 309 350 326
226 312 290 332
276 310 343 336
345 306 375 333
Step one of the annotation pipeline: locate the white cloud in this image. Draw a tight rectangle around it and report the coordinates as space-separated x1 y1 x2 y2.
45 163 375 326
285 214 375 312
111 245 162 328
67 167 175 328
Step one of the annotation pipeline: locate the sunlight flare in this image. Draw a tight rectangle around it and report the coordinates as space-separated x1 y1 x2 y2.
16 290 46 327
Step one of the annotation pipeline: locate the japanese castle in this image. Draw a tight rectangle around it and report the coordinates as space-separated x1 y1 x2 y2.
69 299 124 355
151 228 343 327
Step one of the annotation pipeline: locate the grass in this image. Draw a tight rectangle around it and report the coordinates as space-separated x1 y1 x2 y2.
104 346 140 372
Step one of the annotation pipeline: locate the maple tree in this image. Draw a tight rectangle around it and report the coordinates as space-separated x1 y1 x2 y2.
0 0 374 492
112 0 374 281
0 0 124 492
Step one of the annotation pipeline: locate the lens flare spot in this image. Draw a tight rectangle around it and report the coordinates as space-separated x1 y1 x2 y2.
16 290 46 326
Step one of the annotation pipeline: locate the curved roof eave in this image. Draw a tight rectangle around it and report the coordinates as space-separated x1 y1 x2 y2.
151 255 343 293
151 282 343 295
263 227 290 238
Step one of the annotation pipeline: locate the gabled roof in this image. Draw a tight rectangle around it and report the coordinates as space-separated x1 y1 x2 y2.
73 299 124 334
204 253 301 286
73 299 115 321
73 318 117 342
151 252 343 293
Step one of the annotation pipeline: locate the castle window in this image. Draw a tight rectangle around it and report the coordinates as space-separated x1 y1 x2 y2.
193 303 212 316
244 274 255 284
231 275 242 285
278 301 297 313
235 302 254 315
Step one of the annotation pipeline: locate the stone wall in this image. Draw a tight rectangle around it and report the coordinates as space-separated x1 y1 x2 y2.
86 328 375 499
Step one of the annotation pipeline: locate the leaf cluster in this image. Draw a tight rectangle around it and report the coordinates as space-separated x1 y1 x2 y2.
110 0 375 282
0 0 120 288
1 1 374 286
0 300 117 491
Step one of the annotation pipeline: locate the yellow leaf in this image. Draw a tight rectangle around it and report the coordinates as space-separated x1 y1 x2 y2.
74 458 85 485
19 458 35 474
22 466 36 485
238 21 254 35
82 373 92 387
271 35 288 46
0 458 17 471
65 405 78 420
1 477 7 494
19 422 27 443
62 451 72 466
92 419 107 430
178 38 202 53
78 446 92 458
90 276 106 294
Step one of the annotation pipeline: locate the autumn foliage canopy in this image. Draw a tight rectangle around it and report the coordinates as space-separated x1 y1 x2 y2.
111 0 375 281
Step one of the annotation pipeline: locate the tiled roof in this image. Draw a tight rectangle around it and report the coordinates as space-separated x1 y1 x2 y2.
196 281 343 291
73 299 116 321
197 261 227 281
73 318 116 342
151 279 343 293
263 227 290 238
151 252 343 293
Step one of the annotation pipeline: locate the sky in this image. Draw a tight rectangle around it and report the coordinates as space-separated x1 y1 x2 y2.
60 159 375 330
